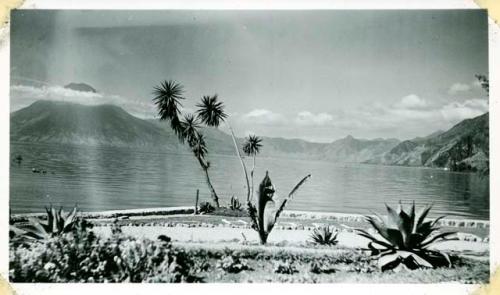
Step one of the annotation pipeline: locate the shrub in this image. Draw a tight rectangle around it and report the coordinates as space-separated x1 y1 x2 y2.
356 203 456 271
217 255 250 273
310 261 336 274
274 261 298 274
310 226 338 246
198 202 215 214
9 230 202 283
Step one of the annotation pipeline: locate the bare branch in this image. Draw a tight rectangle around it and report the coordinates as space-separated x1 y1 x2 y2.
227 122 251 202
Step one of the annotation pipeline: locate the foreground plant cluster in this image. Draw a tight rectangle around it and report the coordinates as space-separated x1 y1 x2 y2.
9 228 488 283
10 227 203 283
9 204 490 283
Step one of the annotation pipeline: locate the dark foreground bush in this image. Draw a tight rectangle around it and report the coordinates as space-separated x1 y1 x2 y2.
9 230 202 283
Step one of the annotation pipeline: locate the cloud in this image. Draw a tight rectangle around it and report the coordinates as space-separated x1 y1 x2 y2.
394 94 428 109
440 98 489 122
240 109 287 125
10 84 155 118
295 111 333 126
448 82 471 94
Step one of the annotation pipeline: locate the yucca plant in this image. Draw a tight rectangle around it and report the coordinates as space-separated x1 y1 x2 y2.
243 135 263 201
229 196 242 211
153 81 228 207
247 172 310 245
10 205 79 241
310 226 338 246
356 203 456 271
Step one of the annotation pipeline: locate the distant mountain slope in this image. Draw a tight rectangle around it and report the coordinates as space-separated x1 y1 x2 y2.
320 135 400 163
10 100 181 150
11 100 401 163
366 113 489 171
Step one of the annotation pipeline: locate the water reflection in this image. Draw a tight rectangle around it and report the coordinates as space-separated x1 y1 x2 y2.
10 142 489 220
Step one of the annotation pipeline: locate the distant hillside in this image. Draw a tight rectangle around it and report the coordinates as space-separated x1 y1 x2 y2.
366 113 489 172
11 100 401 163
320 135 400 163
10 100 181 151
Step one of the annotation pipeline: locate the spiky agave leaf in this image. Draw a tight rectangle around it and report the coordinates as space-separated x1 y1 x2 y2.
196 95 227 127
22 218 51 239
274 174 311 220
355 229 395 249
63 206 78 231
386 203 413 247
10 206 80 242
420 231 457 248
415 204 433 229
378 250 434 271
365 215 404 248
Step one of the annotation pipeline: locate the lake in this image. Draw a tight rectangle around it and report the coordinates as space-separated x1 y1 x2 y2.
10 142 489 220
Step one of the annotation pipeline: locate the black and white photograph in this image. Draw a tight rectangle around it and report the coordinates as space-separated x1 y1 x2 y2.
4 5 495 288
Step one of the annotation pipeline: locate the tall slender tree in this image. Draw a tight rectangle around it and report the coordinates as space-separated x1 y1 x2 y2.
153 81 227 207
243 135 263 201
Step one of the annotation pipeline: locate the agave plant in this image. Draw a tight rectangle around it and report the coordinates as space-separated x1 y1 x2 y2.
247 172 311 244
10 205 79 241
229 196 242 211
310 226 338 246
356 203 456 271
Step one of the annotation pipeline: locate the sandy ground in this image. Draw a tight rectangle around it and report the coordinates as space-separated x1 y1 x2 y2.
92 226 489 254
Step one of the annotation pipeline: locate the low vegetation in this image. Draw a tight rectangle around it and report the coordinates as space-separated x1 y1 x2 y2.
9 210 488 283
10 228 202 283
198 202 215 214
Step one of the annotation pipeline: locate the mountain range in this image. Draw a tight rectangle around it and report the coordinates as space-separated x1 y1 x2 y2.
10 100 489 171
366 112 489 171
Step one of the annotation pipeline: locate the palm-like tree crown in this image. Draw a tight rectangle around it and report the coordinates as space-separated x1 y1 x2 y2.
196 95 228 127
181 113 201 146
243 135 263 156
153 80 185 137
152 80 185 120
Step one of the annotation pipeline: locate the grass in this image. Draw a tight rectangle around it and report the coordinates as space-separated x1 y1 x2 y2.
172 244 489 283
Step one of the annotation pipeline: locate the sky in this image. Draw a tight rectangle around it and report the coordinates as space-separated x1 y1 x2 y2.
10 10 489 142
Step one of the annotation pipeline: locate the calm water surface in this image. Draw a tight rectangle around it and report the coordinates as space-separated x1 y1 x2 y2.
10 143 489 219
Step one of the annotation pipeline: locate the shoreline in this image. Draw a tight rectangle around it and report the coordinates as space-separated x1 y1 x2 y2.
11 206 490 229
